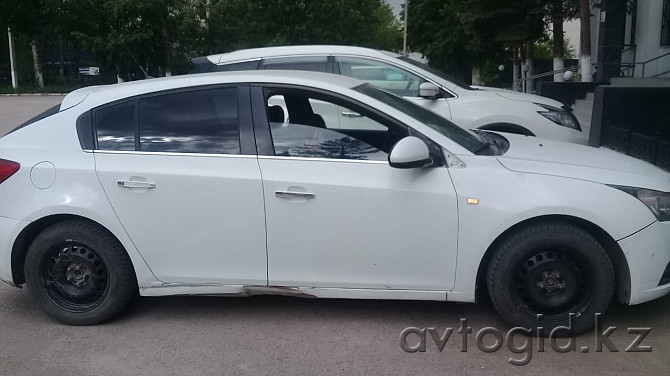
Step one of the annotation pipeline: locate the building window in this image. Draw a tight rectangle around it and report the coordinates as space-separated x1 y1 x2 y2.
662 0 670 46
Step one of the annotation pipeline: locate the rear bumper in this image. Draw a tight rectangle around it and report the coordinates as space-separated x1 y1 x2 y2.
619 221 670 305
0 215 29 285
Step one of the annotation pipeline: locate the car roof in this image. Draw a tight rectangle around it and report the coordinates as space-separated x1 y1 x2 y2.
203 45 400 64
61 70 367 111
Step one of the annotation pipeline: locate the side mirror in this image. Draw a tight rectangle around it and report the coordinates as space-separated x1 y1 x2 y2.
388 137 433 169
419 82 440 99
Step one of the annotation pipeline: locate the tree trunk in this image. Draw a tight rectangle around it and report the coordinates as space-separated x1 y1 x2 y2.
512 43 520 92
471 67 481 86
162 20 172 77
58 35 66 82
31 40 44 88
579 0 592 82
525 40 535 93
552 16 564 82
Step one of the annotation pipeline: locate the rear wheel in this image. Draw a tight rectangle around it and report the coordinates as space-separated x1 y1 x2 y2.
487 221 614 335
25 220 137 325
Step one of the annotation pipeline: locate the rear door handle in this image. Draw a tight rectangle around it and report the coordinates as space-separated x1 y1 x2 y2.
275 191 316 200
117 180 156 189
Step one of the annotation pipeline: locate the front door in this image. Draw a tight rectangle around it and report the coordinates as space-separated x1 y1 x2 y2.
255 86 459 291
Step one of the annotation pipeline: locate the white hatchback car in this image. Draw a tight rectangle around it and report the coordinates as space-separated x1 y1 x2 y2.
0 71 668 334
192 45 587 144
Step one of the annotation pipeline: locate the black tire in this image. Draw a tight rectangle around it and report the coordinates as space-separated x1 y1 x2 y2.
24 220 137 325
487 221 614 336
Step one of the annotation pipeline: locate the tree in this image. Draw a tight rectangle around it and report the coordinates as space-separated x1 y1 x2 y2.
406 0 546 86
0 0 62 87
545 0 579 81
579 0 592 81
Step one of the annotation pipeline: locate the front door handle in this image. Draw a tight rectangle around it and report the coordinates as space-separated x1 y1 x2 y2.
117 180 156 189
275 191 316 200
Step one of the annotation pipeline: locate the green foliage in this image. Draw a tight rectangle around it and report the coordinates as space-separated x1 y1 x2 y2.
406 0 547 82
534 34 577 60
1 0 402 86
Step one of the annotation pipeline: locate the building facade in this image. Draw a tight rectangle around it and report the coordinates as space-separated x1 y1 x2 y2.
591 0 670 80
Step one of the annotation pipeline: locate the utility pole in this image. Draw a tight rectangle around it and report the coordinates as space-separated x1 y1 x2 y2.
403 0 409 56
7 27 18 90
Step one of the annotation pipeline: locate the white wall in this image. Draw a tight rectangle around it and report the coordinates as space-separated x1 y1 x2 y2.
634 0 670 77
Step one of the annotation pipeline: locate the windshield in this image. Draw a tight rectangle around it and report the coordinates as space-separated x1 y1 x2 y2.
354 84 485 153
396 56 474 91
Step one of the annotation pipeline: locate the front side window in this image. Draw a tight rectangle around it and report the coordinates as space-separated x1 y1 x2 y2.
337 57 426 97
265 89 407 161
139 88 240 154
354 84 485 154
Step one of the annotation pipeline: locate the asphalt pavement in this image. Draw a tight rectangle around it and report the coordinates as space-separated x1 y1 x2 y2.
0 95 668 376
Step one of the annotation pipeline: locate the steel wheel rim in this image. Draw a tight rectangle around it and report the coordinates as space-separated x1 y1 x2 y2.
39 242 109 312
511 248 596 323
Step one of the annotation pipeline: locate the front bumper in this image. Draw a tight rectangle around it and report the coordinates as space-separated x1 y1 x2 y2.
0 215 29 285
619 221 670 305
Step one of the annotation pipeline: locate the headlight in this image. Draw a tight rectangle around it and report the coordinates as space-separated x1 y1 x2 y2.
610 186 670 221
535 103 581 131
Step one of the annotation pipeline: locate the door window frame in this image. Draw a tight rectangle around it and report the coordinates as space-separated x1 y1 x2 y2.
83 84 256 156
249 83 445 167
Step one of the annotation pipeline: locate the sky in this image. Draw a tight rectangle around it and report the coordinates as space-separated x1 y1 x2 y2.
385 0 404 16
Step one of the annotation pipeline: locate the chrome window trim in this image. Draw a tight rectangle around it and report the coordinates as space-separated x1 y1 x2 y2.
258 155 388 164
214 58 262 65
93 150 257 159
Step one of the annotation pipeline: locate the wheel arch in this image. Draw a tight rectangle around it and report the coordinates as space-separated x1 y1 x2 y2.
475 215 631 305
478 122 535 136
11 214 132 286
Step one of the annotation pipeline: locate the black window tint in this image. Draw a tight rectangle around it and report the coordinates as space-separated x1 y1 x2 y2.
96 101 136 151
214 60 261 71
262 57 328 73
139 88 240 154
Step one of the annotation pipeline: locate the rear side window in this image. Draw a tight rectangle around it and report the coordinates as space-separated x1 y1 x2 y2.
213 60 261 72
94 88 241 154
95 101 136 151
139 88 240 154
261 57 329 73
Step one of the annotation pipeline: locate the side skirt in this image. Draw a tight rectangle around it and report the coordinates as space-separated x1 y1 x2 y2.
140 283 448 301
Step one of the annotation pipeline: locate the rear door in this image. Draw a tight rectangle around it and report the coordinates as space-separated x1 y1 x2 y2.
93 86 268 285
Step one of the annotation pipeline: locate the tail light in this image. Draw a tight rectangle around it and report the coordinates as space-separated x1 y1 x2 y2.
0 159 20 184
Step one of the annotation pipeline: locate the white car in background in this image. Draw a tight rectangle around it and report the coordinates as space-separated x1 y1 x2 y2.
0 71 668 335
192 45 587 144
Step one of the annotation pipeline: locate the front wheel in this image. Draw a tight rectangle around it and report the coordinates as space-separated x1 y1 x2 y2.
25 220 137 325
487 222 614 336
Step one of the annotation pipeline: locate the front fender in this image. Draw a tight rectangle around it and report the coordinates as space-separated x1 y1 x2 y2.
446 156 655 302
